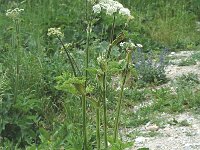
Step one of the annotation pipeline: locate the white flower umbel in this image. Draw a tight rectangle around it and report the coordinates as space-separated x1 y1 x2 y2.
97 53 107 71
97 54 106 64
106 5 117 15
6 8 24 20
47 27 64 38
113 1 123 10
119 8 131 16
93 4 101 14
93 0 133 18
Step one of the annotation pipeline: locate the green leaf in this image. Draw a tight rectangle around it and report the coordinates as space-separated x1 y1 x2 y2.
39 128 50 141
111 32 125 47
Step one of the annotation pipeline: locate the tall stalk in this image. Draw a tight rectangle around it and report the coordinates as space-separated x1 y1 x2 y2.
102 14 116 149
82 95 87 150
13 19 20 104
114 59 129 142
58 33 88 149
57 36 77 77
102 71 108 148
83 0 92 144
96 100 101 150
107 15 116 59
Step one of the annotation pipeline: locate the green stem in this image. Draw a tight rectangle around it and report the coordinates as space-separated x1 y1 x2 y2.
82 95 87 150
110 15 116 43
102 14 116 148
103 72 108 148
96 101 101 150
85 23 91 85
14 19 20 104
107 15 116 59
57 36 77 77
71 53 82 76
114 63 129 142
85 0 88 21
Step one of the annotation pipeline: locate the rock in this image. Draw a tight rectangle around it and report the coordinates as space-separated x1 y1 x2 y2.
135 136 146 144
170 52 176 55
145 124 159 132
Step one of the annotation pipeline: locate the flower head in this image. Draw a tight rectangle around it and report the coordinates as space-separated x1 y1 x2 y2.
97 53 107 71
106 5 117 15
119 42 126 48
6 8 24 20
47 27 64 38
93 4 101 14
119 8 131 16
93 0 132 18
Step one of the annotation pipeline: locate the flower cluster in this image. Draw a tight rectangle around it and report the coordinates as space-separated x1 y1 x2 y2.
47 27 64 38
120 41 143 49
97 53 107 71
6 8 24 20
93 0 132 17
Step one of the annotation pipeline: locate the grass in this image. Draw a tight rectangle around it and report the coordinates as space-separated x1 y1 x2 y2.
177 51 200 66
1 0 200 149
124 73 200 129
178 58 197 66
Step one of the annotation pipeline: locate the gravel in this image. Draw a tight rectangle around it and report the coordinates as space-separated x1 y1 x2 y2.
126 51 200 150
129 112 200 150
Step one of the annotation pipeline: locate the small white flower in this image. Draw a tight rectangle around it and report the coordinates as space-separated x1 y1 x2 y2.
119 42 126 47
112 1 123 10
93 0 133 19
47 27 64 38
6 8 24 19
106 5 117 15
93 4 101 14
97 54 106 64
119 7 131 16
136 44 143 48
99 0 111 3
99 2 109 10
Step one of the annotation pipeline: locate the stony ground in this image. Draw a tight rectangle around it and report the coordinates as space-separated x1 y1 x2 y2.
166 51 200 79
130 112 200 150
127 51 200 150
